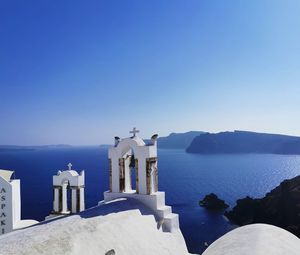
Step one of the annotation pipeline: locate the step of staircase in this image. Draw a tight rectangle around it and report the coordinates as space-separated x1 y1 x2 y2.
162 213 179 232
157 205 172 218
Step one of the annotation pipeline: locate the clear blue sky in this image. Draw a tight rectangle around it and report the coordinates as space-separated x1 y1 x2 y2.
1 0 300 145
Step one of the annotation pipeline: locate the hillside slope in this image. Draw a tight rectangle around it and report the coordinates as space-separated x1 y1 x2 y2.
158 131 205 149
187 131 300 154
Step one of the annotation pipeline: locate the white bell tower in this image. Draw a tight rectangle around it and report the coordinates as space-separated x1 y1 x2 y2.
47 164 85 220
103 128 179 232
108 127 158 195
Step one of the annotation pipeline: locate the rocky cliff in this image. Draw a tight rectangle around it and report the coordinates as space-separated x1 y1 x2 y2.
225 175 300 237
157 131 205 149
187 130 300 154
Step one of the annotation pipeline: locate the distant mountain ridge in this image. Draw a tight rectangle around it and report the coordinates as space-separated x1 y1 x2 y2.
0 144 72 152
99 144 113 149
157 131 205 149
186 130 300 154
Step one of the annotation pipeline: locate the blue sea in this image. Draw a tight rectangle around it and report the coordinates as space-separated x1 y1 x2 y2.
0 147 300 254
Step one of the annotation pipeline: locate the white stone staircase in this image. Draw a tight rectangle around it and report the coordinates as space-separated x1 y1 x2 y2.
103 190 179 232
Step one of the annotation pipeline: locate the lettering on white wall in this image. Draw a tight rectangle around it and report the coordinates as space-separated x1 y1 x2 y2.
0 187 6 234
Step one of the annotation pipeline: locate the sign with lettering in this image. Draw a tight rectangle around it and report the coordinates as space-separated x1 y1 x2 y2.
0 187 7 234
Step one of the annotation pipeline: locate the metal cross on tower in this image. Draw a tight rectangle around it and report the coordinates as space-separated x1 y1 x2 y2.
130 127 140 137
67 163 72 170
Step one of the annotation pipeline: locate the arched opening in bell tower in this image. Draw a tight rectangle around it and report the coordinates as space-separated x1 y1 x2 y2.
129 153 137 191
120 147 138 193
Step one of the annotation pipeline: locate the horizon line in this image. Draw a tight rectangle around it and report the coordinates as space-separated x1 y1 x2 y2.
1 129 300 147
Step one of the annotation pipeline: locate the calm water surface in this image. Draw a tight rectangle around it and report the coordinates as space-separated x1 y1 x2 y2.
0 147 300 254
